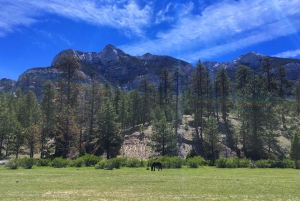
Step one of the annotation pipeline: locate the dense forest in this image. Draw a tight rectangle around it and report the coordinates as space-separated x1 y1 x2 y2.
1 55 300 164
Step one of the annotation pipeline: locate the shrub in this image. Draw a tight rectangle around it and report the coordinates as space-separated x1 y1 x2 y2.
225 158 239 168
268 159 295 168
126 158 142 167
283 159 295 168
215 158 227 168
5 158 19 169
186 156 206 168
81 154 101 167
52 157 69 168
238 158 251 168
95 161 105 169
95 158 122 170
72 157 85 167
20 157 36 169
36 158 51 166
186 157 199 168
103 160 115 170
255 159 271 168
161 156 184 168
117 157 128 167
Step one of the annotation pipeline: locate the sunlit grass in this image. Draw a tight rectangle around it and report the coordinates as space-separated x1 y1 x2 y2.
0 166 299 200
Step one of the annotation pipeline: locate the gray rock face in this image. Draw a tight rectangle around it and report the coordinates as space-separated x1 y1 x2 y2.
3 46 300 99
13 44 195 99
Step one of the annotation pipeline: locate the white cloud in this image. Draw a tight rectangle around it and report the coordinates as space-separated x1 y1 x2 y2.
0 0 152 37
120 0 300 61
273 49 300 58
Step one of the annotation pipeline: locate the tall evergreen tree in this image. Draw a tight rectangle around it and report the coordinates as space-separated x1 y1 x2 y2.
290 132 300 169
204 115 219 161
190 61 209 141
55 53 81 106
97 99 121 159
150 107 177 156
292 78 300 116
54 107 79 158
215 67 230 123
41 80 57 158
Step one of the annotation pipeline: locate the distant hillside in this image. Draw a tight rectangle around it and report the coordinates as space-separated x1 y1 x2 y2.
204 52 300 81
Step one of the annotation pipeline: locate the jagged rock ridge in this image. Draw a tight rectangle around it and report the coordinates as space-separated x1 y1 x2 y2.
2 46 300 98
14 44 195 98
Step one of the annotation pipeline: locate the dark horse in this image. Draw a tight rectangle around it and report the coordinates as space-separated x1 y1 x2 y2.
151 162 162 171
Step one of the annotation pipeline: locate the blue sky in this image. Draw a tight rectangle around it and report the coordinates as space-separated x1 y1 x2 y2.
1 0 300 80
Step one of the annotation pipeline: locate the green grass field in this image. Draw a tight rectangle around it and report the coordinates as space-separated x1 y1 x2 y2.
0 166 299 200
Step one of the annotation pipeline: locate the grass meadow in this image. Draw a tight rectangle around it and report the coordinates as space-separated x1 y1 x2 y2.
0 165 299 200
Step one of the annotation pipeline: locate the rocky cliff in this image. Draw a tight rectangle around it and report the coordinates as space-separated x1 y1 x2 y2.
2 46 300 97
14 44 195 98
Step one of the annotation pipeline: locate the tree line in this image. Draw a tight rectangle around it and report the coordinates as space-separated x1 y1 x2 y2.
0 55 300 165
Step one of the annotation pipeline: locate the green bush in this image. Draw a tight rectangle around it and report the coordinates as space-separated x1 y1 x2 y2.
155 156 184 168
283 159 295 168
126 158 142 167
215 158 227 168
238 158 251 168
269 159 295 168
186 157 199 168
117 157 128 167
225 158 239 168
255 159 271 168
72 157 85 167
52 157 69 168
186 156 206 168
36 158 51 166
95 158 122 170
20 157 36 169
5 158 19 169
95 161 105 169
81 154 101 167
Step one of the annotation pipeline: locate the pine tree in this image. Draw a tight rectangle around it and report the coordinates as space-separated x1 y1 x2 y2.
215 67 230 123
149 107 177 156
128 90 141 127
204 115 219 161
172 66 184 136
290 132 300 169
41 80 57 158
138 76 152 125
25 124 40 158
190 60 209 141
292 78 300 116
97 99 121 159
55 53 81 106
54 107 79 158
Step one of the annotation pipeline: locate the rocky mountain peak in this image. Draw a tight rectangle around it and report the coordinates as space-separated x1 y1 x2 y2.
99 44 120 63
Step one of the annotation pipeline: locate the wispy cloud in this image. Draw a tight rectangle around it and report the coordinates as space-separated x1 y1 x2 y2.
120 0 300 61
0 0 152 37
273 49 300 58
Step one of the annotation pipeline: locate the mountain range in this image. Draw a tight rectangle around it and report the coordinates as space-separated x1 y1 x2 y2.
1 44 300 97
